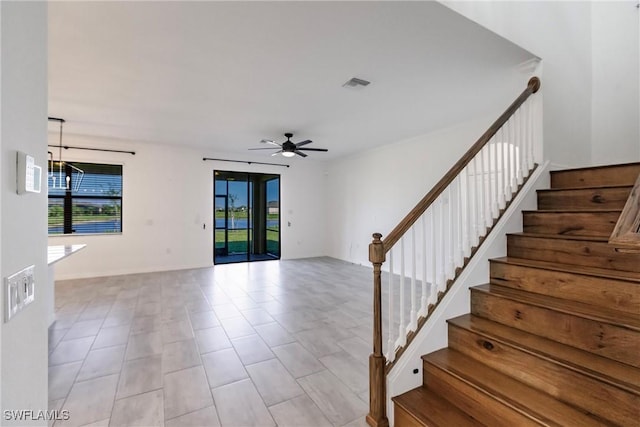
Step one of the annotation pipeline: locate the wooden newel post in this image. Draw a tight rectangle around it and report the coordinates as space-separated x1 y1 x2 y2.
367 233 389 427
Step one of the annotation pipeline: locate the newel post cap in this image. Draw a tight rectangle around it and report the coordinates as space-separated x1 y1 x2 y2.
528 76 541 93
369 233 386 264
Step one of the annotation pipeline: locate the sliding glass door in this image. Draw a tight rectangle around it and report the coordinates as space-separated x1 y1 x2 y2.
214 171 280 264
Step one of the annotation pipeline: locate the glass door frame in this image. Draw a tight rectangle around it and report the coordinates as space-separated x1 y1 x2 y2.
213 170 281 265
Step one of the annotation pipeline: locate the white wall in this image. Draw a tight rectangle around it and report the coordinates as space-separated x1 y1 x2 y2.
443 0 640 167
442 0 593 167
1 1 49 424
49 134 327 280
591 1 640 164
326 115 497 266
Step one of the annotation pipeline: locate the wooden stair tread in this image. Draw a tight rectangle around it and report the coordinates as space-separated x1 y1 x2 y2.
490 256 640 283
508 232 611 242
448 314 640 395
522 209 623 213
550 162 640 173
393 386 483 426
539 184 633 192
472 284 640 331
422 349 610 427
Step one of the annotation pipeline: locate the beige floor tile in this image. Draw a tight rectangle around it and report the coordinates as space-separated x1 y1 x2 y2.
58 374 119 427
49 361 82 401
195 326 231 354
241 308 275 326
109 389 164 427
231 334 274 365
219 316 255 339
102 309 134 328
77 345 125 382
319 351 368 394
268 395 333 427
116 355 162 399
49 337 95 366
297 370 368 426
336 336 370 363
162 338 201 374
202 348 248 389
165 405 220 427
211 379 275 427
92 325 130 349
189 310 220 330
63 319 104 341
254 322 296 347
125 331 162 360
246 358 304 406
130 315 162 335
272 342 325 378
161 319 194 344
164 366 213 420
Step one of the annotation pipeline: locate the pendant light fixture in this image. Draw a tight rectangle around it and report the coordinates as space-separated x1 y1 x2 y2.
48 117 84 191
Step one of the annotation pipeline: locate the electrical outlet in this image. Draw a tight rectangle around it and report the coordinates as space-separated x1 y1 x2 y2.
4 265 35 322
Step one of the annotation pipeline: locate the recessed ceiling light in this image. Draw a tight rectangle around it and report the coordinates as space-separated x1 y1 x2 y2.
342 77 371 88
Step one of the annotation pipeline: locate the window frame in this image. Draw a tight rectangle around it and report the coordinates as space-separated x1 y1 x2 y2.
48 161 123 236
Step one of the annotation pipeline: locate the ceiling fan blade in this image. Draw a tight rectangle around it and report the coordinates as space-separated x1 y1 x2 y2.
294 150 308 158
261 139 281 146
271 150 283 156
298 147 328 152
295 140 312 148
248 147 279 150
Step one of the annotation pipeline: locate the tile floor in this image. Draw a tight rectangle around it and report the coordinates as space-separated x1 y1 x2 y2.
49 257 376 427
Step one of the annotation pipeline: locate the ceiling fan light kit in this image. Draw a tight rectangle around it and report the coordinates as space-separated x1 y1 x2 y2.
249 132 328 158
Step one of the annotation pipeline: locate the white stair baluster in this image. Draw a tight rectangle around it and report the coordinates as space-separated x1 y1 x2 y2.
439 198 446 294
428 208 437 307
505 119 513 202
395 238 406 349
386 250 395 362
407 227 417 333
419 215 427 318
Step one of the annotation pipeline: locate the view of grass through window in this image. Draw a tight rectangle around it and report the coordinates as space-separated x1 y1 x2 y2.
48 161 123 235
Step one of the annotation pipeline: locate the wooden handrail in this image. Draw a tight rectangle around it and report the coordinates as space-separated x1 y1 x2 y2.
609 173 640 253
381 77 540 253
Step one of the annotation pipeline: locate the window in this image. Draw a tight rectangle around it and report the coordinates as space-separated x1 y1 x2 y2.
48 161 123 235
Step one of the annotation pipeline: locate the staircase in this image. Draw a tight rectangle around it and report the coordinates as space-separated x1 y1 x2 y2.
392 162 640 426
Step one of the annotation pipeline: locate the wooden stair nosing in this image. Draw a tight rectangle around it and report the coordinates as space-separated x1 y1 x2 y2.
490 256 640 283
471 283 640 332
422 349 611 427
471 285 640 368
538 184 634 193
447 316 640 425
392 386 483 427
550 162 640 174
447 314 640 396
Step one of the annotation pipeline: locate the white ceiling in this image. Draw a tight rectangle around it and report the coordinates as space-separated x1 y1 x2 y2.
48 1 535 160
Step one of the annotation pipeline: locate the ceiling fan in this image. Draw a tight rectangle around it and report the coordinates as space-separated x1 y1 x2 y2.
249 133 328 158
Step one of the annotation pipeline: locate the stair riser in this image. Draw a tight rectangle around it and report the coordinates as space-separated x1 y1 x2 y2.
394 405 425 427
490 261 640 315
448 324 639 426
551 164 640 189
537 187 631 210
522 211 620 237
470 289 640 368
507 234 640 273
423 361 539 427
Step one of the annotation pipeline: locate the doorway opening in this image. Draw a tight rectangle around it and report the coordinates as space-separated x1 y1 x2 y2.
214 170 281 265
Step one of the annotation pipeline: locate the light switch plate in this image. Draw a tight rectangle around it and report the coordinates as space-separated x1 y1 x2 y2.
4 265 35 322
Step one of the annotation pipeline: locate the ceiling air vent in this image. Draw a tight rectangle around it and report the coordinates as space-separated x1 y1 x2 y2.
342 77 371 89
